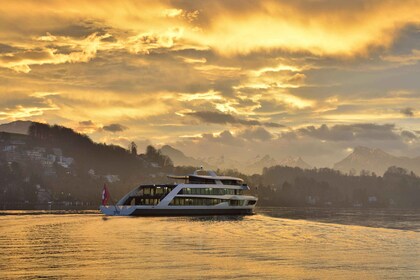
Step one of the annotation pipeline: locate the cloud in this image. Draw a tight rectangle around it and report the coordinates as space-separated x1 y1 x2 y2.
179 0 420 56
79 120 94 126
0 43 23 54
0 0 419 164
294 123 399 141
400 107 414 117
237 127 274 141
0 91 59 121
0 33 108 73
401 130 418 142
185 110 284 127
171 123 420 168
382 49 420 65
76 120 99 133
102 123 128 132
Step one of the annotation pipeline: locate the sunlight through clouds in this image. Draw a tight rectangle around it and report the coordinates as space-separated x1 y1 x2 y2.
0 0 419 165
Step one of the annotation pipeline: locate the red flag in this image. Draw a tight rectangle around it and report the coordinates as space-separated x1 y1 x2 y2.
102 184 110 206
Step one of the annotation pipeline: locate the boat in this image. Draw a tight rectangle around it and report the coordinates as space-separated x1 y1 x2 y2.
100 168 258 216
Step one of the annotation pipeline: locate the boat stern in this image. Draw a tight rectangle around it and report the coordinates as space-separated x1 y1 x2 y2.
100 205 136 216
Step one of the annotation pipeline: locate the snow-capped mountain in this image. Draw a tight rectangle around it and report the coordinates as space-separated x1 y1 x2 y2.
334 146 420 175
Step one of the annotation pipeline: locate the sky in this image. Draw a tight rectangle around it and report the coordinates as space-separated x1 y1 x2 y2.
0 0 419 167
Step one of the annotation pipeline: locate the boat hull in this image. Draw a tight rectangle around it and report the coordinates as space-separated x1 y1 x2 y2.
130 208 254 216
100 205 254 216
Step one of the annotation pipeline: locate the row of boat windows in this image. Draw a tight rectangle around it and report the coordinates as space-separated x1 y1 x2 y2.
188 178 242 185
170 197 246 206
136 198 160 205
133 198 256 206
140 187 174 196
180 188 243 195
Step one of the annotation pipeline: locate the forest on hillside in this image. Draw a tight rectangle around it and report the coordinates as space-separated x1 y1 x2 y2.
242 166 420 208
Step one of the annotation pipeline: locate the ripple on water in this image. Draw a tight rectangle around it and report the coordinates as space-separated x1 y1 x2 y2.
0 211 419 279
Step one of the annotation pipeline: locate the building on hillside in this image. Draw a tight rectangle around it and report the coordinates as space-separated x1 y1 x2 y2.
104 174 120 183
2 145 17 152
52 148 63 157
57 156 74 168
26 147 45 161
36 185 51 204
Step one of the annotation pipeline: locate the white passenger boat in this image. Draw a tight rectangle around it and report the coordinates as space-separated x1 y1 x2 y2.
100 169 257 216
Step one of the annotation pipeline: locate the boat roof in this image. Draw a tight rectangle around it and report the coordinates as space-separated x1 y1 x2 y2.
168 174 244 182
167 169 244 182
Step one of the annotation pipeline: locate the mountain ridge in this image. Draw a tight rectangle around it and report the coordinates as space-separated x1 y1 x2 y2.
334 146 420 175
0 120 32 135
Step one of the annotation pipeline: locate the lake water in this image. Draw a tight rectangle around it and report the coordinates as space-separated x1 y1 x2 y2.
0 208 419 279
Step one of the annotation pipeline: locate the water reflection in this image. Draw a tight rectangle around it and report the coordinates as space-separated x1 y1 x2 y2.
0 209 419 279
258 207 420 231
181 215 246 222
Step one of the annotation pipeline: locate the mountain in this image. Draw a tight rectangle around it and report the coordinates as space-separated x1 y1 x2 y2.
203 155 242 171
278 156 312 169
160 145 312 174
244 154 278 174
334 146 420 175
160 145 215 169
0 120 32 135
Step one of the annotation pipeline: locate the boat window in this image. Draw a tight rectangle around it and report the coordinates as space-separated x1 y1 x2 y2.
221 179 241 185
179 188 241 195
229 200 245 206
170 197 227 206
234 189 243 195
188 176 216 184
137 198 160 205
123 197 135 205
247 200 257 205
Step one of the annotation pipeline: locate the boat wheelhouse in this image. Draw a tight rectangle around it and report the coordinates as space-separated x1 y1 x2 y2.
100 169 257 216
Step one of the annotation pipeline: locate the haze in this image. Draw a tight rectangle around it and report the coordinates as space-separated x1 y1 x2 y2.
1 0 419 167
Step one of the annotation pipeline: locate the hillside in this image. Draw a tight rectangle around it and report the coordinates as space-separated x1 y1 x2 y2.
0 120 32 135
0 122 173 208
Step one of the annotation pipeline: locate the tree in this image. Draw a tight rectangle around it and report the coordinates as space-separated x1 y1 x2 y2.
384 166 408 177
130 142 137 155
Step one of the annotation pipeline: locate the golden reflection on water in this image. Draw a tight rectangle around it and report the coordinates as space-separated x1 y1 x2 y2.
0 213 419 279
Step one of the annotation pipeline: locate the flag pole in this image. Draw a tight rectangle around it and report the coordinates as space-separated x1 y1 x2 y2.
109 191 120 215
102 183 120 215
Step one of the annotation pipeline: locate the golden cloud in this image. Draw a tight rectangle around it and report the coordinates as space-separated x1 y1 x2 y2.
192 1 420 56
2 0 419 61
0 0 419 150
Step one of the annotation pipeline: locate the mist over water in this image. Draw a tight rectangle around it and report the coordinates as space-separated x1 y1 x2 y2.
1 209 419 279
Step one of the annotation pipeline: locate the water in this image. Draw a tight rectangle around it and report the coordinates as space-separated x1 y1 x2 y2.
0 208 419 279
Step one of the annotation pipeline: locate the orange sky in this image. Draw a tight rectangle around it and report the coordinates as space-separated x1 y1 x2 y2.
0 0 419 166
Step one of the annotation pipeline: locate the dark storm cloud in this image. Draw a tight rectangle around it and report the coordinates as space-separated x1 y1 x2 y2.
186 111 284 128
202 130 244 146
387 24 420 55
0 50 52 63
79 120 94 126
401 130 418 140
294 123 399 141
102 123 128 132
52 22 109 38
0 43 22 54
400 107 414 117
237 127 274 141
